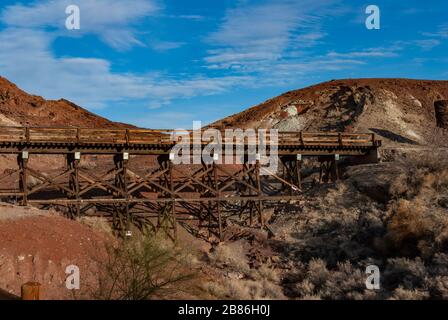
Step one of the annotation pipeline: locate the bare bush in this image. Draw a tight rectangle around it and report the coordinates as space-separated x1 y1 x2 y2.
87 235 196 300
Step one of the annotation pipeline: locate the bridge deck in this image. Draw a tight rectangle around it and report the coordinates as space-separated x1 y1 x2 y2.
0 126 380 155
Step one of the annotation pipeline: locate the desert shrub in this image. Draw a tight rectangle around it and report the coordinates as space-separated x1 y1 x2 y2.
427 128 448 148
381 152 448 257
88 235 196 300
389 287 430 300
390 152 448 200
382 199 447 257
205 243 285 299
259 150 448 300
382 257 427 290
285 259 378 300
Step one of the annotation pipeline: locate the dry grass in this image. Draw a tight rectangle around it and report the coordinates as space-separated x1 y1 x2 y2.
77 216 113 235
262 150 448 300
381 152 448 257
204 243 285 299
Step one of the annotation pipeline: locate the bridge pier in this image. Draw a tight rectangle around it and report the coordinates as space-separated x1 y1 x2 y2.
112 152 132 236
279 155 302 192
318 154 340 184
67 152 80 219
18 151 28 206
154 155 177 241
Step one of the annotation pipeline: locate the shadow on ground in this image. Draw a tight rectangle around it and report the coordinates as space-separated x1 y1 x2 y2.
369 128 418 145
0 288 19 300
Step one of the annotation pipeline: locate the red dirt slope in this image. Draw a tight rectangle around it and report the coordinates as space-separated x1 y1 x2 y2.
0 76 131 128
0 204 109 299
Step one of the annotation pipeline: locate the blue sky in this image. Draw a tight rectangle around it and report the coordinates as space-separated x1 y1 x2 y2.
0 0 447 128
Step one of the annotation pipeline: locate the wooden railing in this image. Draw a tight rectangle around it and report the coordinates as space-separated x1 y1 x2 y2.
0 126 378 147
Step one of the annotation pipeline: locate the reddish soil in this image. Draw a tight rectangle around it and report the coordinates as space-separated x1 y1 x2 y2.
0 76 132 128
0 204 109 299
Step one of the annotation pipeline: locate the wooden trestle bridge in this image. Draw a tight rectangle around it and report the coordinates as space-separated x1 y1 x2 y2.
0 127 381 242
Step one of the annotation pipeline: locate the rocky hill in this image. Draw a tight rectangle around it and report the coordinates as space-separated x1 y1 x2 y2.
212 78 448 147
0 76 130 128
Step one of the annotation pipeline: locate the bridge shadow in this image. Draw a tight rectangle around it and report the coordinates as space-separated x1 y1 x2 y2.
0 288 19 300
369 128 419 145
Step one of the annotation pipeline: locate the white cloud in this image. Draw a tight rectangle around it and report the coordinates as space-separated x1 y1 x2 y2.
204 0 337 70
0 0 159 50
0 28 250 109
151 41 186 52
420 24 448 40
327 49 399 58
414 39 441 51
295 31 327 48
0 0 256 113
163 14 205 21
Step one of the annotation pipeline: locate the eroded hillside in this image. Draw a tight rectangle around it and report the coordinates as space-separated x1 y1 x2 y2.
212 79 448 147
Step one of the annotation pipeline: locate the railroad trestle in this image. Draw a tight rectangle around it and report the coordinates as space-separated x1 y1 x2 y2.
0 127 381 242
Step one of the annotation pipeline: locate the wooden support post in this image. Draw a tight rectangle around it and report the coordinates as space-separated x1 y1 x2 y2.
334 154 340 181
156 155 169 235
280 155 301 193
296 154 302 190
67 152 80 219
318 157 331 184
123 153 131 233
245 163 254 227
113 152 130 235
289 160 294 196
318 160 323 184
255 158 264 228
213 162 223 242
18 151 28 206
21 282 41 300
318 156 339 184
281 163 286 192
169 159 177 241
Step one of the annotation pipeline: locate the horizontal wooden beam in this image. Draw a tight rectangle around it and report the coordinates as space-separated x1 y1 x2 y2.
27 195 302 204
